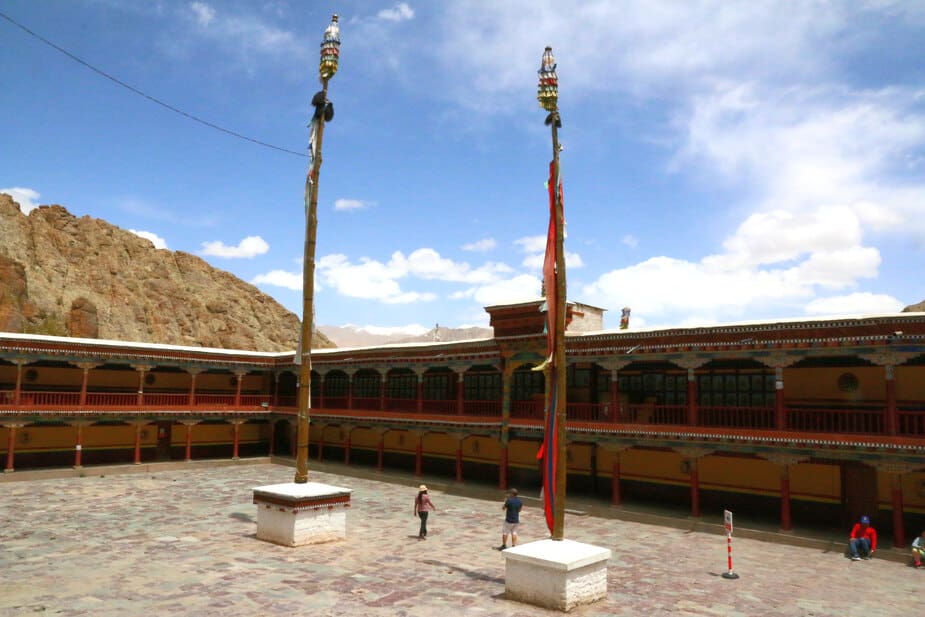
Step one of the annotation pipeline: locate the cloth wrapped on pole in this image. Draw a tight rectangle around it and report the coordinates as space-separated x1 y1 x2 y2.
535 159 565 536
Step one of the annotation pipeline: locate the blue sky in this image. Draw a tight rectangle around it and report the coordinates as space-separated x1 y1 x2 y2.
2 1 924 335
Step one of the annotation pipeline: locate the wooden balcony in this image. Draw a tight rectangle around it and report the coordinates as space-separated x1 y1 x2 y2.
2 389 924 442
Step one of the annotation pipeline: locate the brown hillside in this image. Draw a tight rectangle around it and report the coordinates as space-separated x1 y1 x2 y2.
903 299 925 312
0 193 332 352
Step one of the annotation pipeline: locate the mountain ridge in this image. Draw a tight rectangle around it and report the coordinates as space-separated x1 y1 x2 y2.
0 193 333 352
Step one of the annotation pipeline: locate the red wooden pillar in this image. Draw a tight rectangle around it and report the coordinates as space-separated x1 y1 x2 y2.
885 366 897 436
456 372 465 415
686 369 698 426
343 427 351 465
774 368 786 430
414 433 423 476
133 423 143 464
416 373 424 414
267 420 275 456
271 372 279 407
231 421 242 460
610 369 620 424
135 366 147 406
13 363 24 406
892 472 905 548
318 373 325 410
74 423 84 467
455 443 464 482
689 457 701 517
611 457 622 506
499 446 508 490
234 372 244 407
346 372 354 410
379 375 386 411
780 464 792 531
188 370 200 406
184 422 195 462
79 366 90 406
377 430 385 471
5 425 18 472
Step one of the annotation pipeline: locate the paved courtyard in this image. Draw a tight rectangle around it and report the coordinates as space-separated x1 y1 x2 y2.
1 461 921 616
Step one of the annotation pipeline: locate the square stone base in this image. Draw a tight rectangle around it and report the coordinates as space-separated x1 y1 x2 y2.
253 482 352 547
503 539 611 612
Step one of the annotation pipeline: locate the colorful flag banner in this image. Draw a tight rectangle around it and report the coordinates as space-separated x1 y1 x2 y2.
536 159 563 535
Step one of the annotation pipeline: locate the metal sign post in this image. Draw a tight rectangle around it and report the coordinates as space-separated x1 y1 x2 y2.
722 509 739 579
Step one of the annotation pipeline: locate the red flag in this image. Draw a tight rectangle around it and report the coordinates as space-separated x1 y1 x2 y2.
536 159 563 535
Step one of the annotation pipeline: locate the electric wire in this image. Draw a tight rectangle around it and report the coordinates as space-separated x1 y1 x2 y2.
0 10 307 158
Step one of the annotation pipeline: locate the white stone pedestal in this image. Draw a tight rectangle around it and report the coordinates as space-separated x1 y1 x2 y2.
503 539 611 612
253 482 352 547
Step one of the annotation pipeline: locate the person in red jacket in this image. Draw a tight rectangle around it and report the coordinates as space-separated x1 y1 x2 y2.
848 515 877 560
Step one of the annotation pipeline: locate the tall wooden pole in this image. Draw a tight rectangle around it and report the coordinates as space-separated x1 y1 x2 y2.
538 45 567 540
550 111 567 540
295 15 340 483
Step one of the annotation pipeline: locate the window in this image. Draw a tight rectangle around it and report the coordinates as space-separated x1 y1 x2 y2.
465 372 500 400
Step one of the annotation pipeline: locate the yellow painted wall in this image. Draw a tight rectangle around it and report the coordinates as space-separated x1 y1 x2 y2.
510 440 541 468
622 449 686 485
788 463 840 501
896 366 925 401
700 456 777 495
784 367 885 401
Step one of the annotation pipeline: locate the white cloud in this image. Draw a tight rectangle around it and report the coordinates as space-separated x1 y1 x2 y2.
312 247 517 304
316 253 423 303
377 3 414 22
521 251 584 270
1 187 40 213
129 229 168 249
804 292 905 316
622 235 638 248
515 235 546 254
189 1 215 26
334 198 373 211
251 269 302 291
469 274 542 306
462 238 497 252
356 324 430 336
200 235 269 258
389 248 513 283
181 3 307 63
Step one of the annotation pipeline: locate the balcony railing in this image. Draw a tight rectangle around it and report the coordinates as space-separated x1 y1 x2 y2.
788 407 884 434
2 388 923 440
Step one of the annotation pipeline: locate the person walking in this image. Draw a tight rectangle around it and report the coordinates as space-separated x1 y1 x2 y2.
848 515 877 561
498 488 523 550
414 485 436 539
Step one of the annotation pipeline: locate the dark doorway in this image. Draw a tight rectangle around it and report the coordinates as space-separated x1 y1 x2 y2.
842 462 878 528
155 421 173 460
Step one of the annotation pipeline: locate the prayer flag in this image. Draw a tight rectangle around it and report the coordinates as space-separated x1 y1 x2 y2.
536 159 563 535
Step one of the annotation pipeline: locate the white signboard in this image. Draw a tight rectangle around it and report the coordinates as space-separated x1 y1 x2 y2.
724 509 733 535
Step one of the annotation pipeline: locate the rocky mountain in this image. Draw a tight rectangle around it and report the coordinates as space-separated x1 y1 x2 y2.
0 194 333 352
319 323 493 348
903 300 925 312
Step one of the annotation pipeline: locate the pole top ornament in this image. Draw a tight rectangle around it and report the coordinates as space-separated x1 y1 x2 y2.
320 14 340 80
537 46 558 112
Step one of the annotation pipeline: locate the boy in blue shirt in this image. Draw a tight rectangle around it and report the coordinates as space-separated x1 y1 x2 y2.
499 488 523 550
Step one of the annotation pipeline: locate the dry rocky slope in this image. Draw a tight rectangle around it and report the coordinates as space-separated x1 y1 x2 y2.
0 193 332 352
904 300 925 312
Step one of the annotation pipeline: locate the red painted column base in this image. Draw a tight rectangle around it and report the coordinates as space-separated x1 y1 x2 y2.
611 460 622 506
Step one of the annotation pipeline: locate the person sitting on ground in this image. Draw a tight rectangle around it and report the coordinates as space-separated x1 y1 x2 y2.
848 515 877 561
912 530 925 568
499 488 523 550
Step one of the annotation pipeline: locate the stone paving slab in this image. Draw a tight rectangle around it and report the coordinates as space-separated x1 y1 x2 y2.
1 463 921 616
